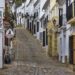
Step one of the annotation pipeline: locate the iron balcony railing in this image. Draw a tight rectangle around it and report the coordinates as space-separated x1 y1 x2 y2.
67 1 75 21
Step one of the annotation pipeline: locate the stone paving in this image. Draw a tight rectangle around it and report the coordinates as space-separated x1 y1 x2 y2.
0 28 75 75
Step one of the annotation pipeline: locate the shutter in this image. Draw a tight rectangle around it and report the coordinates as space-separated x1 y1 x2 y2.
30 22 32 32
32 20 34 34
59 8 63 26
46 29 48 45
43 31 45 46
37 22 39 32
66 0 68 20
34 25 36 34
69 35 73 64
73 36 75 64
27 19 29 30
74 0 75 16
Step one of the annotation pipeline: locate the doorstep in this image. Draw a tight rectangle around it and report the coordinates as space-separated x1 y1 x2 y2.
68 64 75 71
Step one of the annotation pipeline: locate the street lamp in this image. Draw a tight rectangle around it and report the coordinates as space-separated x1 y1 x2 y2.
53 19 56 26
52 19 59 33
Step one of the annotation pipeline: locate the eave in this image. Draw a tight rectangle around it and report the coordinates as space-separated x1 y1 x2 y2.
26 0 32 7
34 0 39 7
43 0 50 9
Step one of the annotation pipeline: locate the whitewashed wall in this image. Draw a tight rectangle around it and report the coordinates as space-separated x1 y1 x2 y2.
58 2 72 63
0 0 5 68
11 3 15 13
0 0 5 8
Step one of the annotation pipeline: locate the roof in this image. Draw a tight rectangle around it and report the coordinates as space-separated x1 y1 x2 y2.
43 0 50 9
56 0 66 5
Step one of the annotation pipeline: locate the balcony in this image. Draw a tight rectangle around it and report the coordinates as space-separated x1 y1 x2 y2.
67 1 75 24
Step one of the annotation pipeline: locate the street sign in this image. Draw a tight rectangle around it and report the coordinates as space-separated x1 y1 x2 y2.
6 29 14 39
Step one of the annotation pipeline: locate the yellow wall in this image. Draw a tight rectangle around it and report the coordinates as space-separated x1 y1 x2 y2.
50 0 57 10
47 0 59 57
47 21 58 57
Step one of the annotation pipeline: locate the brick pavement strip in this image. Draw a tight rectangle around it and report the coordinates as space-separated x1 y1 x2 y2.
0 28 75 75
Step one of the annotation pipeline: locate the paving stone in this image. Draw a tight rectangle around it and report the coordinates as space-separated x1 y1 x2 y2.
0 28 75 75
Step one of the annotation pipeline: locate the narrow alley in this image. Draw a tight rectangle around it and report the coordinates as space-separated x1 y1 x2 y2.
0 28 74 75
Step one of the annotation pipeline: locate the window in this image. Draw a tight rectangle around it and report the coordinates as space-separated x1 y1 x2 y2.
59 8 63 26
37 22 39 32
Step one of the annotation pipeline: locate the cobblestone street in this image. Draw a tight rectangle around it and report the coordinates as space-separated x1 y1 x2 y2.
0 28 75 75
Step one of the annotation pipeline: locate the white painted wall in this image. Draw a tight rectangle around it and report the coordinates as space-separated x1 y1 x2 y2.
26 3 34 15
0 0 5 68
39 0 45 19
11 3 15 13
0 0 5 8
25 0 30 6
34 2 40 39
58 2 72 63
16 5 23 25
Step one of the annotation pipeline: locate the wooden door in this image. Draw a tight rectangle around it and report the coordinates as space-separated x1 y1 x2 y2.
46 29 48 45
34 25 36 34
37 22 39 32
27 19 29 30
32 20 34 34
30 22 31 32
73 36 75 64
69 35 73 64
43 31 45 46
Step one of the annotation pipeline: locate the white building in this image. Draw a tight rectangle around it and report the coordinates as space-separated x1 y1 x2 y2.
15 0 49 48
0 0 5 68
16 5 23 25
32 0 49 48
58 0 72 63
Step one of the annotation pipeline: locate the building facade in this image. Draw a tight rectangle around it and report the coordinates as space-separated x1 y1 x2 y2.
47 0 59 57
0 0 5 68
11 0 75 71
66 0 75 70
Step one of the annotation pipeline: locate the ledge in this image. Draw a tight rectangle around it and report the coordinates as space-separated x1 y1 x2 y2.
67 17 75 25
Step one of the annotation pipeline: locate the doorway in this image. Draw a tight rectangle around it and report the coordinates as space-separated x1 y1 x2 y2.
69 35 73 64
